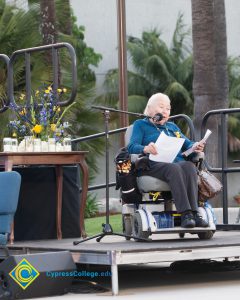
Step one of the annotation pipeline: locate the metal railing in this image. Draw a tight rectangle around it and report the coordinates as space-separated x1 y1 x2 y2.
3 42 77 111
73 113 195 192
201 108 240 228
0 54 10 113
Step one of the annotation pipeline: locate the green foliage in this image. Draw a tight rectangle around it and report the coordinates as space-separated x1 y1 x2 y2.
226 56 240 151
97 13 193 123
54 2 104 173
67 104 105 176
98 13 240 152
84 193 101 219
0 0 41 56
0 0 41 146
0 0 104 173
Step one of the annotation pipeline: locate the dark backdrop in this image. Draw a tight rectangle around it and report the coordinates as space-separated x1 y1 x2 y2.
1 166 81 241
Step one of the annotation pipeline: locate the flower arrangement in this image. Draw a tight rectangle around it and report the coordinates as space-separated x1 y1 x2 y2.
8 85 75 143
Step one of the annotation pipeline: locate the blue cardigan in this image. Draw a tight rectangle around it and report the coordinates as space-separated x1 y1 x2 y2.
127 118 195 162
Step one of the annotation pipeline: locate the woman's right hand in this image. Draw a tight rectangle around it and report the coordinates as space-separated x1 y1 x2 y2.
143 142 158 155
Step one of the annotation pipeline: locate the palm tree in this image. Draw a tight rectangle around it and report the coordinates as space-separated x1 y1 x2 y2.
0 0 41 141
0 1 104 174
227 56 240 152
191 0 229 167
99 9 240 161
40 0 57 45
98 14 193 125
49 1 104 173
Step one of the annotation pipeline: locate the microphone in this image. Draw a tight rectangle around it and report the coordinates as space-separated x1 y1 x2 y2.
151 113 163 123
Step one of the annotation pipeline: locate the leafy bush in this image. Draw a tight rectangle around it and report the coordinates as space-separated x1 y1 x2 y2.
84 193 101 218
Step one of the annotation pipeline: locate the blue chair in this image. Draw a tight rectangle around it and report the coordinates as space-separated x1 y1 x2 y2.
0 171 21 245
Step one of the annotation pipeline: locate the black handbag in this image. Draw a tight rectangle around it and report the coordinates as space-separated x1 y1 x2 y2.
114 147 142 204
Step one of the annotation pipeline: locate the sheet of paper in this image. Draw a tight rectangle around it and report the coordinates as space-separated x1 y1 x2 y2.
149 132 185 163
201 129 212 143
182 129 212 157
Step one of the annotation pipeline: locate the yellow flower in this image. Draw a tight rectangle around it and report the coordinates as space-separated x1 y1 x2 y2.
48 86 52 91
175 131 181 138
20 94 25 100
57 88 62 93
63 88 67 93
50 124 57 132
45 89 50 94
32 124 43 134
19 108 26 115
35 90 39 96
12 132 17 137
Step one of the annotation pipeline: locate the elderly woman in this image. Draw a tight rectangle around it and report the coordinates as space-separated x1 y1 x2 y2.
127 93 208 228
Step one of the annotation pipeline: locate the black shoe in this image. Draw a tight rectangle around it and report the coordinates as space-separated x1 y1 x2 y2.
181 211 196 228
194 212 209 227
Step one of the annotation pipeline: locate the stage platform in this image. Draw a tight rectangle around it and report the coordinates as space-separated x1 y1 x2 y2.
2 231 240 295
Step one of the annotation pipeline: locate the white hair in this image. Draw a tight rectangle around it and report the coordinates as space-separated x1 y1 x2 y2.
144 93 171 116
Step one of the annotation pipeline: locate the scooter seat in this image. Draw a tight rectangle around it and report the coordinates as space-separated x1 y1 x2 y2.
137 176 170 192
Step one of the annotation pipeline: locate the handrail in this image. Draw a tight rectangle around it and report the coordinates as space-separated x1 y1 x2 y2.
72 113 195 144
201 107 240 224
72 127 128 144
8 42 77 109
75 113 195 190
0 54 10 113
169 114 195 140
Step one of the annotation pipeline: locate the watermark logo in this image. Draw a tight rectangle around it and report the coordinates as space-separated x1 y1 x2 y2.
9 258 40 290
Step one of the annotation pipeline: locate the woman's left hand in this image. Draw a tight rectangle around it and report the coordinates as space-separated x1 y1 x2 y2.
193 142 205 153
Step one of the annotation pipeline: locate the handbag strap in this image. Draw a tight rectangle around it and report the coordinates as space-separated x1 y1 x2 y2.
197 158 204 171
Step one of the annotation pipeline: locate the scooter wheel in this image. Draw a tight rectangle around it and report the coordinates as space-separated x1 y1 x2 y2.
179 233 185 238
133 212 151 240
122 215 132 240
198 230 214 240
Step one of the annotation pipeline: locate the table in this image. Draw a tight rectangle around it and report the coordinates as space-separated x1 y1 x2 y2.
0 152 89 242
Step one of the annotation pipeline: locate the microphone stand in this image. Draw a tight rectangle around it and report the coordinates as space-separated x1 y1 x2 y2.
73 106 149 244
90 105 148 118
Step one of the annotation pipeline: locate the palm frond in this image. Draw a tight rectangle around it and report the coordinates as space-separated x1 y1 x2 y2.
164 81 193 116
128 95 148 113
171 12 192 62
127 71 154 96
144 54 173 89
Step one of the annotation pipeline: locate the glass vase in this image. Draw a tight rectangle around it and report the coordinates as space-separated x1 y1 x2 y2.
3 137 12 152
33 138 41 152
24 136 34 152
63 137 72 152
48 138 56 152
11 138 18 152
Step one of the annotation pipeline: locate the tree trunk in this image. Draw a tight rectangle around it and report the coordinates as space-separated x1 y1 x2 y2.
40 0 60 83
40 0 57 45
191 0 228 166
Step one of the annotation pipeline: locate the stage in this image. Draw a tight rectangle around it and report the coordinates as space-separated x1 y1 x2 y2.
3 231 240 295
